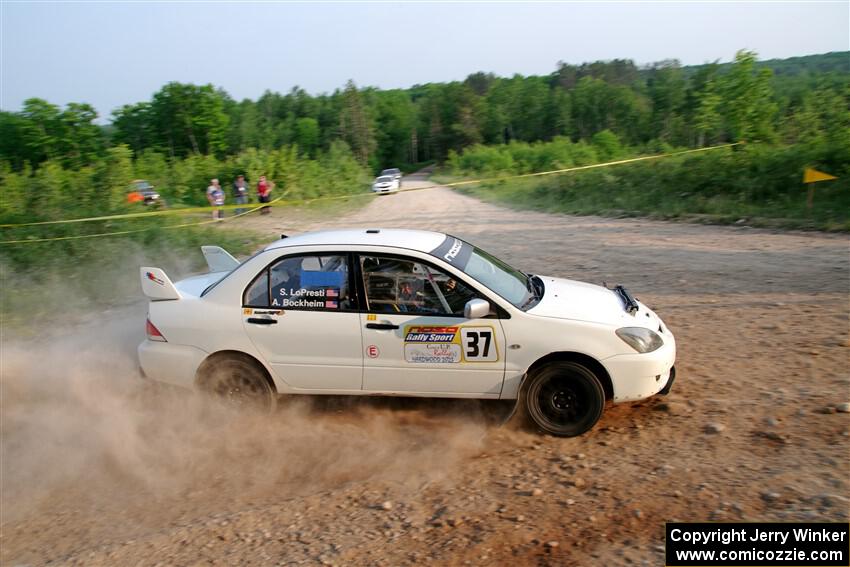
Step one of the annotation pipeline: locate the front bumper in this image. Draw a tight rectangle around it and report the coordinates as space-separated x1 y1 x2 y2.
659 366 676 395
601 333 677 402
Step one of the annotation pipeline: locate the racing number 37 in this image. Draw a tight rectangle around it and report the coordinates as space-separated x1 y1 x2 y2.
461 327 498 362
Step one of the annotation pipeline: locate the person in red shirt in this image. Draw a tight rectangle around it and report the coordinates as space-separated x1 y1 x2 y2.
257 175 275 215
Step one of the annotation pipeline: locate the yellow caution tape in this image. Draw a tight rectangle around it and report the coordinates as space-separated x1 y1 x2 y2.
0 194 290 227
446 143 742 185
0 142 740 245
0 195 284 244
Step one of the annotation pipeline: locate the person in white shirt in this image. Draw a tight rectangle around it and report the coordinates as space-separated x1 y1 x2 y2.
206 178 225 220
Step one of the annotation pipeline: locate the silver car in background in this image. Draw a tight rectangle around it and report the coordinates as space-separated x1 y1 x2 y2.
380 168 402 184
372 175 400 194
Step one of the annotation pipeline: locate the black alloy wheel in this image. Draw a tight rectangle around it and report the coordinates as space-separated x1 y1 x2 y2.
198 355 276 412
523 361 605 437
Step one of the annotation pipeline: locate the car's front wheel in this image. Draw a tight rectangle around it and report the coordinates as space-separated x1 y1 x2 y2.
522 361 605 437
197 354 276 412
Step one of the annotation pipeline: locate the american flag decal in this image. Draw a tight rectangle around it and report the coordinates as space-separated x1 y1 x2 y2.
146 271 165 286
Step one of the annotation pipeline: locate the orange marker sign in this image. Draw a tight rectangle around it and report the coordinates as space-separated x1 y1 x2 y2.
803 168 838 184
803 168 839 210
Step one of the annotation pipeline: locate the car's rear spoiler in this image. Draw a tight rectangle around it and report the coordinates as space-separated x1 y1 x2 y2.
202 246 240 273
140 247 238 300
140 267 181 301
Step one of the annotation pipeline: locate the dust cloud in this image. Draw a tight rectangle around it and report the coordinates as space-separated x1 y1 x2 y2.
0 306 490 528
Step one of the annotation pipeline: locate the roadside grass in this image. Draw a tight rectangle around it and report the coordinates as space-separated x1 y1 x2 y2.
454 178 850 231
434 153 850 232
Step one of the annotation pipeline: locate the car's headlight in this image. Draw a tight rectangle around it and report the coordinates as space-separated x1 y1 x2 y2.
616 327 663 353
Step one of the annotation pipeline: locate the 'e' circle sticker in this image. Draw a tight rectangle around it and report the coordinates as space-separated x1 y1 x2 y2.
366 345 380 359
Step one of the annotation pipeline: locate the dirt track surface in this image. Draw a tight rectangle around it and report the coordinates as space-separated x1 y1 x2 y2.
3 173 849 566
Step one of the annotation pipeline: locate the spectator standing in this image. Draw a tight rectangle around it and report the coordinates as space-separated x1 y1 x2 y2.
233 174 249 214
206 178 225 220
257 175 275 215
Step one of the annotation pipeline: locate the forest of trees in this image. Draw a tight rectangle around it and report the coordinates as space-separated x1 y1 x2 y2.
1 50 847 176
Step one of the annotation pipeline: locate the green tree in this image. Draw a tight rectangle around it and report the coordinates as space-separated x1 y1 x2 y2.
95 145 134 211
416 82 483 161
447 83 484 150
112 102 157 155
0 111 28 170
339 80 375 166
571 77 647 143
547 88 573 139
721 50 778 142
294 117 320 157
464 72 496 96
482 78 515 144
646 61 686 143
19 98 64 164
149 82 230 157
372 90 416 168
58 102 104 168
693 79 723 146
512 76 550 141
591 130 624 161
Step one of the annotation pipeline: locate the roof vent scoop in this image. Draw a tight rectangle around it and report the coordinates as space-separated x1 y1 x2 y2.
280 234 288 239
366 229 380 234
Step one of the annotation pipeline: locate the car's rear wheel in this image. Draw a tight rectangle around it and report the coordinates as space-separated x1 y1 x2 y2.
197 355 276 412
522 361 605 437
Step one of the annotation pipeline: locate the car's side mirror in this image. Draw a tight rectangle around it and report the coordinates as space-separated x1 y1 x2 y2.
464 298 490 320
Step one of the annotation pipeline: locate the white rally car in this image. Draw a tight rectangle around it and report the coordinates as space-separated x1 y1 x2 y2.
371 176 400 194
139 229 676 436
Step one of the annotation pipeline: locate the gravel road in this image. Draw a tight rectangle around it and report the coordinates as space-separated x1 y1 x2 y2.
2 173 848 566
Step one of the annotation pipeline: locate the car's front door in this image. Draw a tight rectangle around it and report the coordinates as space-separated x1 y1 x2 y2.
357 254 505 396
242 253 363 391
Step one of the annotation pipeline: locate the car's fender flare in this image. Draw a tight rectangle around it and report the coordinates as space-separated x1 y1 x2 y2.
502 351 613 426
519 351 614 400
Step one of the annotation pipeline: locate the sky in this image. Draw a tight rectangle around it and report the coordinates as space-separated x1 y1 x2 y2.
1 1 848 122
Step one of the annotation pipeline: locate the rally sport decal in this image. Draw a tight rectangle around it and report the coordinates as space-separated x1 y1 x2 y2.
403 325 499 364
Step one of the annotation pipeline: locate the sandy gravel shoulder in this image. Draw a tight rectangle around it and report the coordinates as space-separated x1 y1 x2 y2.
2 174 848 566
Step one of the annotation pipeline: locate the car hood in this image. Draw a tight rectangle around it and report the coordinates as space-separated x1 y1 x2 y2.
526 276 657 329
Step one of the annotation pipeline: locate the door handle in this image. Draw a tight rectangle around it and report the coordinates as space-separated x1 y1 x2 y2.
247 317 277 325
366 322 399 330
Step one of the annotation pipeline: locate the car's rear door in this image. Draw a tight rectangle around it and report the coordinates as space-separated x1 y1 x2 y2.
356 253 505 397
242 252 363 391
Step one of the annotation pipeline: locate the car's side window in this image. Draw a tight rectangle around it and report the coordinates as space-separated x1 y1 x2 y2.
359 255 478 316
244 270 269 306
243 254 353 311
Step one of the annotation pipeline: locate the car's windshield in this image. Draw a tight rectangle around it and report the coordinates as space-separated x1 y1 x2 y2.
429 235 535 309
376 176 392 182
382 169 399 175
